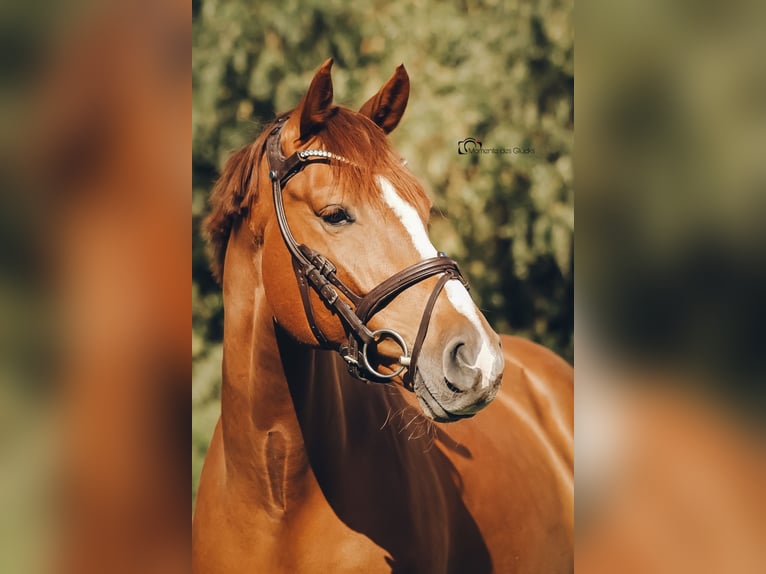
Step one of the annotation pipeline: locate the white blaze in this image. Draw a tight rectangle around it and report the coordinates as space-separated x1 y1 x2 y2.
377 176 500 386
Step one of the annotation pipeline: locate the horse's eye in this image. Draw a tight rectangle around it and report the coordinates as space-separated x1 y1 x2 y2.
319 205 354 226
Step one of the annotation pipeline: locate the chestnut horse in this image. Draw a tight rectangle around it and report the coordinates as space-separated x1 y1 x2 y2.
193 59 573 573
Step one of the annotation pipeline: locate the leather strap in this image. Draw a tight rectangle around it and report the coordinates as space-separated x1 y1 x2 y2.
356 257 466 323
402 271 456 389
293 257 332 348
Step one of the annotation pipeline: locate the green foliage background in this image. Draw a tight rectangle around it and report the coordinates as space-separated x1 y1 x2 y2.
192 0 573 505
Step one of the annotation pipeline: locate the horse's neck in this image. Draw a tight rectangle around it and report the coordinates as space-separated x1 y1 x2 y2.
219 228 426 517
218 230 353 514
216 230 307 513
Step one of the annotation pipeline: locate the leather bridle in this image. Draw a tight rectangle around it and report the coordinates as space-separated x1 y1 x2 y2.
266 116 468 388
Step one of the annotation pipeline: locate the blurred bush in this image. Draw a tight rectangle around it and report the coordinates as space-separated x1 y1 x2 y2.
192 0 573 504
577 0 766 571
577 0 766 409
2 0 191 571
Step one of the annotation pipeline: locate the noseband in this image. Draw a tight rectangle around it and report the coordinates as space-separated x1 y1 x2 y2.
266 116 468 388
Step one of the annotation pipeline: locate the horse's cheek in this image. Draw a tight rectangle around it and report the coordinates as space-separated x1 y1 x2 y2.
261 232 312 344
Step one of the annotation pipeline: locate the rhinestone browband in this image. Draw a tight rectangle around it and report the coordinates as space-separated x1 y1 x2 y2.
298 149 354 164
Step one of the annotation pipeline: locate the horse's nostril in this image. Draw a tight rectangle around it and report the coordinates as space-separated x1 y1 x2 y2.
452 342 472 367
443 339 484 393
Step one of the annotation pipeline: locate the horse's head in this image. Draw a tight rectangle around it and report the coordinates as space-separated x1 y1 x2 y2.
208 59 503 422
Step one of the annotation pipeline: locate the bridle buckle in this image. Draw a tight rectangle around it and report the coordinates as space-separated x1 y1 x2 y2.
319 284 339 305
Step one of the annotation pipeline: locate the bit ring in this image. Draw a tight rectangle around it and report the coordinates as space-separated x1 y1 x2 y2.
361 329 410 380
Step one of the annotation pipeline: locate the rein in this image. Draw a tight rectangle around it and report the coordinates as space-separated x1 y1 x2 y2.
266 116 468 388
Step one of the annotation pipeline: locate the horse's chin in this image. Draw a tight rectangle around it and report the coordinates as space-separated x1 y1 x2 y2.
412 374 481 423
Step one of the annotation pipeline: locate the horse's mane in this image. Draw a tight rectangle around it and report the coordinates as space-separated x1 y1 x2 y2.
203 107 429 283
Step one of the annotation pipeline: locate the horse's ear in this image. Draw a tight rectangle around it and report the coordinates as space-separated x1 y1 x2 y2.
298 58 335 140
359 64 410 134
